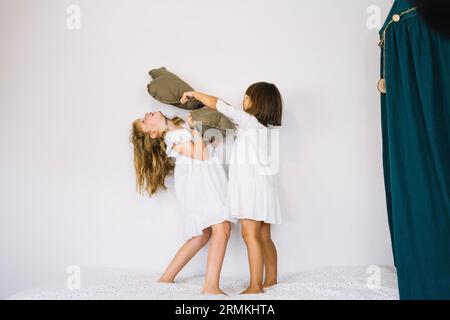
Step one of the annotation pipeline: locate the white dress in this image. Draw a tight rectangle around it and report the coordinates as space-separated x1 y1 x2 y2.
164 124 236 239
216 99 282 224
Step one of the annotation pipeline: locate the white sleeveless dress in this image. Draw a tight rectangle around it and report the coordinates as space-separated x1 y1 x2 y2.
216 99 282 224
164 124 236 239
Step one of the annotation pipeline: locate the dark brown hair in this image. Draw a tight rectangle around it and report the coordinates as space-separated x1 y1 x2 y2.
245 82 283 127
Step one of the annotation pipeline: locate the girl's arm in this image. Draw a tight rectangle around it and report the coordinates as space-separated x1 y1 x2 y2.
191 129 209 160
182 91 256 129
172 132 208 161
181 91 218 110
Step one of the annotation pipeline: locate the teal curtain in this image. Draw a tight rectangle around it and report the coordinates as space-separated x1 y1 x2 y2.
380 0 450 299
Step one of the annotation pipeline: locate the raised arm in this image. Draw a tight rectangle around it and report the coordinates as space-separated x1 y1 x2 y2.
181 91 218 110
182 91 256 128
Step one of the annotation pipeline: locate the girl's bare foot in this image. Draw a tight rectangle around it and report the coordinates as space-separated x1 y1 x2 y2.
202 287 228 296
240 286 264 294
263 281 277 288
158 277 174 283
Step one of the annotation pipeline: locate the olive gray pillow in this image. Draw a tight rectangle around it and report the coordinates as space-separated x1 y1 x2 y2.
147 67 236 136
147 67 203 110
189 107 236 137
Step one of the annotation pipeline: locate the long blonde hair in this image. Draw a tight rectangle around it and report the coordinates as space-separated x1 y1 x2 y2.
130 115 184 196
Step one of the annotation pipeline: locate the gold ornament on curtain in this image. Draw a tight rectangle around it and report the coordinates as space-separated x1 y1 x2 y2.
378 8 417 94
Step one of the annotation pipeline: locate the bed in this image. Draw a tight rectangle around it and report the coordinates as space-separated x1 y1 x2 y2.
7 266 398 300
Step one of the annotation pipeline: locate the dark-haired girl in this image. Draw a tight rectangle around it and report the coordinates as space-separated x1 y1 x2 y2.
181 82 283 294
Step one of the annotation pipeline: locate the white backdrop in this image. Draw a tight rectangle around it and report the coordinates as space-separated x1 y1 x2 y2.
0 0 394 298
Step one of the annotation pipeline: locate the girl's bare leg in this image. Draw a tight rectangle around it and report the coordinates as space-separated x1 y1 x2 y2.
158 228 211 283
260 222 278 288
202 221 231 295
240 219 264 294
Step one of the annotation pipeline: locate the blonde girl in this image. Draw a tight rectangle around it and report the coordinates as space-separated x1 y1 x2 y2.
130 111 235 295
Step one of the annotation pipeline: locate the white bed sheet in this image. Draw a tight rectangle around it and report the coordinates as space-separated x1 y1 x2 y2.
8 266 398 300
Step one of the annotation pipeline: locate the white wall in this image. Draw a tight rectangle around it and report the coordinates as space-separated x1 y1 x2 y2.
0 0 394 298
